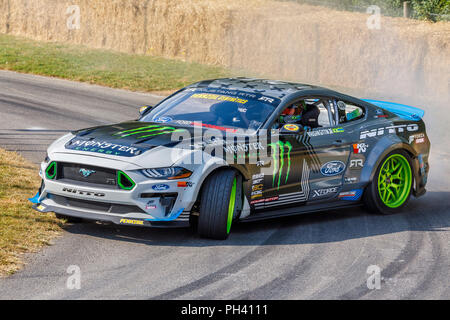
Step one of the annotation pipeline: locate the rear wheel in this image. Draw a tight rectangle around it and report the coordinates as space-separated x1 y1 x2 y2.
364 150 413 215
198 169 241 240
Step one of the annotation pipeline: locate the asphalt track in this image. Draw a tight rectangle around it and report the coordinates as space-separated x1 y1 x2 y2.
0 70 448 299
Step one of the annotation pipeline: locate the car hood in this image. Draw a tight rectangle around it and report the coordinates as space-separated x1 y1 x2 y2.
51 121 255 168
65 121 191 157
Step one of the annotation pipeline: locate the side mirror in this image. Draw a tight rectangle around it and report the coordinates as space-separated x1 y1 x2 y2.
280 124 303 134
139 105 153 116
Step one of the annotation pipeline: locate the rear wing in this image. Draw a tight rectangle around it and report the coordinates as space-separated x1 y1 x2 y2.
363 99 425 121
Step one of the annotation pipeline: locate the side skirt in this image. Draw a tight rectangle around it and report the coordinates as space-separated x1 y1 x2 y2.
240 201 363 223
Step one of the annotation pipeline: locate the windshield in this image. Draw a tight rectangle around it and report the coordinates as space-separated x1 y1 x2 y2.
140 87 280 132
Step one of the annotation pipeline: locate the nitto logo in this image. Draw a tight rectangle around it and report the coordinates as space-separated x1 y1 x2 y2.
268 141 292 190
360 124 419 139
62 188 105 197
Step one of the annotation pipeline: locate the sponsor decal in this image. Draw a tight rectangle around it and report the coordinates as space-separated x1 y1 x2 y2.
153 117 173 123
344 177 358 184
252 173 264 185
350 159 364 169
256 160 265 167
252 173 264 180
177 181 194 188
37 204 46 211
224 142 265 154
145 204 157 210
283 124 300 132
251 190 263 199
191 93 248 105
307 127 344 137
360 124 419 139
258 96 275 104
338 189 363 201
66 139 143 157
79 168 96 178
409 133 425 144
320 161 346 176
152 184 170 191
353 143 368 154
268 141 293 190
252 178 264 185
374 109 388 118
250 196 279 205
119 219 144 225
312 187 338 198
252 184 263 192
62 187 105 197
415 138 425 144
252 161 310 209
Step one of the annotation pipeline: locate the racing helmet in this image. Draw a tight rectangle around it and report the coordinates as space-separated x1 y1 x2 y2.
280 101 306 124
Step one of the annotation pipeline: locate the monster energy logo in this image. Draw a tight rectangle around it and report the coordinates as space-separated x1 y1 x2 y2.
268 141 292 190
113 125 185 139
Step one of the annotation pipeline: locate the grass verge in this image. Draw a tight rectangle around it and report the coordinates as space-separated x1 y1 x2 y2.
0 33 233 92
0 148 64 276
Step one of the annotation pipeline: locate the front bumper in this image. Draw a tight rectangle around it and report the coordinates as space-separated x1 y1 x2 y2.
33 202 190 228
32 155 201 228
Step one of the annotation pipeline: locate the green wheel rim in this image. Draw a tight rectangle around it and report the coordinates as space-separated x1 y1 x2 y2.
227 178 237 234
377 154 412 208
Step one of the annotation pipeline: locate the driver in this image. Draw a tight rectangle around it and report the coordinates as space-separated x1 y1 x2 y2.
279 100 320 129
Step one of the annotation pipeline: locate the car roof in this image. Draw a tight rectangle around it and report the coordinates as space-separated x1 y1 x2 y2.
188 78 335 100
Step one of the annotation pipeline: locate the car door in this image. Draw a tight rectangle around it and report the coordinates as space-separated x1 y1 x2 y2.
252 97 352 210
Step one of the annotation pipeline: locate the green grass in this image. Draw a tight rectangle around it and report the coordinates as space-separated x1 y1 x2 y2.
0 34 233 92
0 149 64 276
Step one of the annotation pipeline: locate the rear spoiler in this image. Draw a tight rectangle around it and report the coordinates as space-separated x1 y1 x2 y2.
363 99 425 121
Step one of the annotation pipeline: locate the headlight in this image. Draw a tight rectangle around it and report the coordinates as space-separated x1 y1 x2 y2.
141 167 192 180
44 153 50 163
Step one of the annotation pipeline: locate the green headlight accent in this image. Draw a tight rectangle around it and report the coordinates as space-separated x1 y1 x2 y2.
45 161 57 180
117 171 136 190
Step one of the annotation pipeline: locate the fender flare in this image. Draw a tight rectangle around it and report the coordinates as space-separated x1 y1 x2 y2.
360 135 421 196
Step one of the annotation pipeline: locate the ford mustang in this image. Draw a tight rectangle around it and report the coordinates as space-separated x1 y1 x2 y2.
29 78 430 239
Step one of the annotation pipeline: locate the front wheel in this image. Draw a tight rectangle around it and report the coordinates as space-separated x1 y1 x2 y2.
198 169 241 240
364 150 413 215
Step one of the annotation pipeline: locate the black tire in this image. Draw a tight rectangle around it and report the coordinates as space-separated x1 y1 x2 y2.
55 213 83 223
363 149 414 215
198 169 242 240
